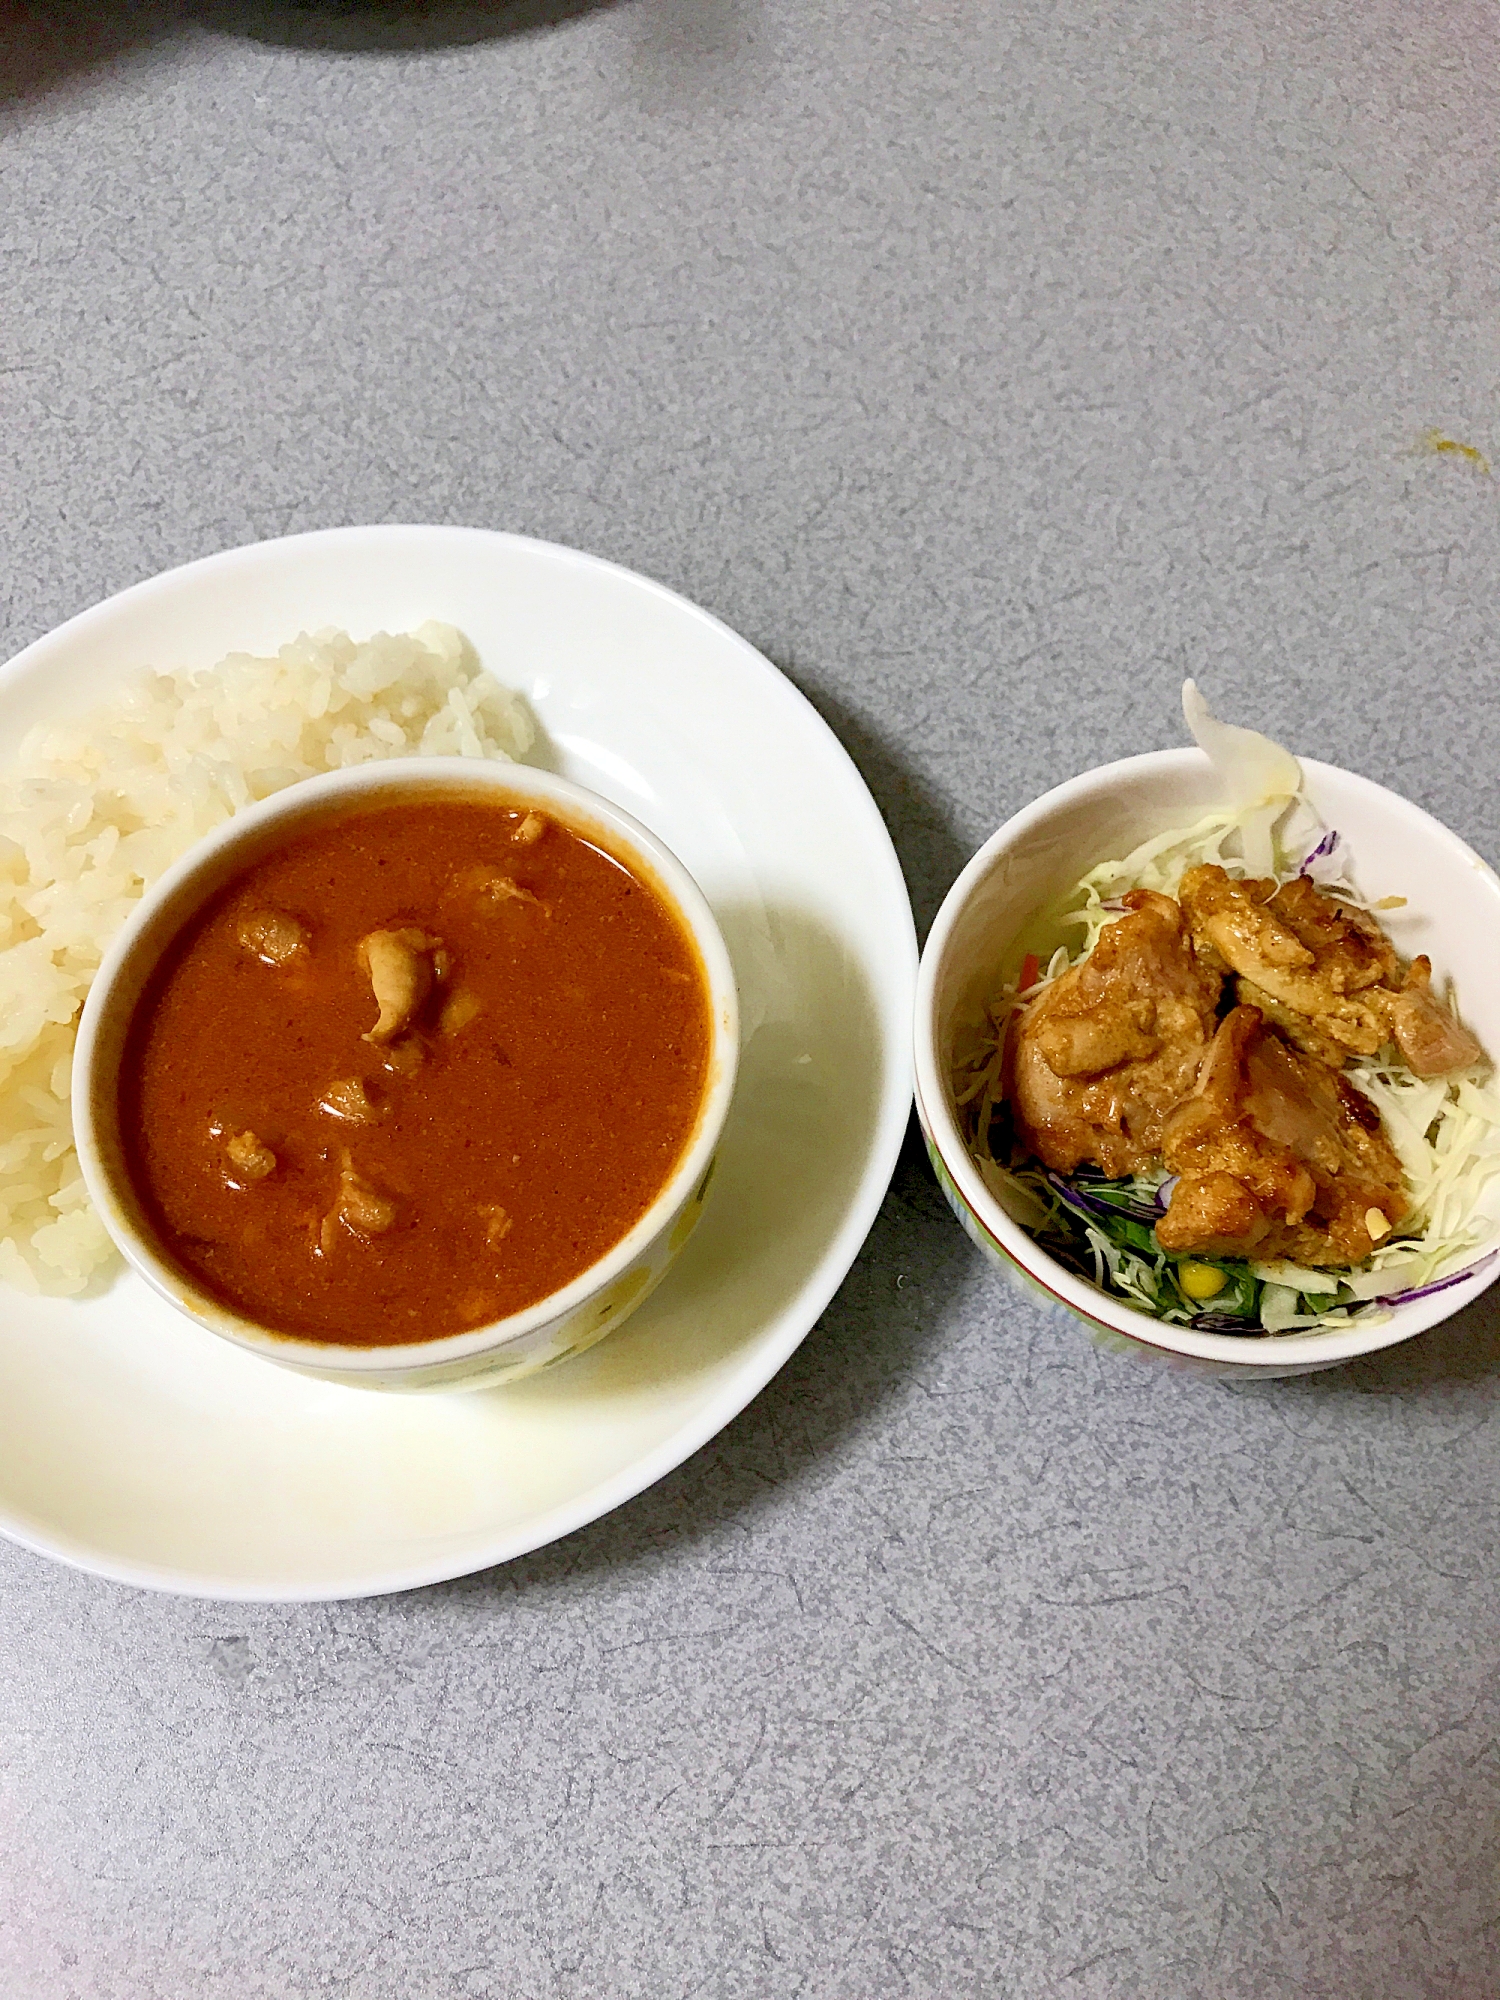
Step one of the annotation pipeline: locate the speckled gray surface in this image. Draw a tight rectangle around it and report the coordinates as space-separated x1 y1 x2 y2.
4 2 1500 1994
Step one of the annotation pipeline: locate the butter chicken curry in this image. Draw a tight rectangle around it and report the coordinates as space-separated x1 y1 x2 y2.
120 797 713 1344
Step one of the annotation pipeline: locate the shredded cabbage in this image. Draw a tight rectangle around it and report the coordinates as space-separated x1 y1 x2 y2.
957 683 1500 1339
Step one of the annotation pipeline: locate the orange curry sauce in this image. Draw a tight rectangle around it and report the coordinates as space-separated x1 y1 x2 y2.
120 798 712 1344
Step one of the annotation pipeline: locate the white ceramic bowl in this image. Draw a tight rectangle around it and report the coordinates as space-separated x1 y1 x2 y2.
75 758 740 1392
915 748 1500 1379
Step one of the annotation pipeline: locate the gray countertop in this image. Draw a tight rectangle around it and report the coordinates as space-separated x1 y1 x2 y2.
5 3 1500 1994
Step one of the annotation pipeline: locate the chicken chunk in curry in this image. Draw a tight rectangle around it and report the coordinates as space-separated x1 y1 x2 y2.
120 798 714 1345
358 927 449 1044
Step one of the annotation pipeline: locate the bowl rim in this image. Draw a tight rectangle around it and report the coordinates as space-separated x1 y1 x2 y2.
74 756 740 1373
915 745 1500 1367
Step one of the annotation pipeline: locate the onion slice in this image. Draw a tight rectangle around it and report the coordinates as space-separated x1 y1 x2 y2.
1182 679 1301 813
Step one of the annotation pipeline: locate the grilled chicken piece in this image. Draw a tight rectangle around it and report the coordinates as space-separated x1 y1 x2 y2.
1004 890 1223 1177
1180 865 1481 1077
1378 956 1483 1078
357 928 447 1044
1178 866 1395 1061
1267 874 1401 984
1233 976 1349 1068
1157 1005 1407 1265
1155 1169 1271 1254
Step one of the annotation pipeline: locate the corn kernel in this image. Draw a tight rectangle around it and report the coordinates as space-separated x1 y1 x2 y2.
1179 1261 1227 1300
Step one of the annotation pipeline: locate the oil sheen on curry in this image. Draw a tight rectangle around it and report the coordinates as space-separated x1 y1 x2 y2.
120 798 713 1345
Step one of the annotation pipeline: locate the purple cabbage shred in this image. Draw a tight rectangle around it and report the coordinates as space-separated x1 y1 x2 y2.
1372 1250 1500 1309
1043 1169 1161 1226
1190 1312 1260 1335
1299 828 1340 876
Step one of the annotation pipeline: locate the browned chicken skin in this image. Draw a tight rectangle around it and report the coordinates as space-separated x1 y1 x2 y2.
1005 890 1223 1177
1178 864 1480 1077
1178 866 1394 1059
1157 1005 1407 1265
1002 860 1486 1279
1232 976 1348 1068
1381 956 1484 1077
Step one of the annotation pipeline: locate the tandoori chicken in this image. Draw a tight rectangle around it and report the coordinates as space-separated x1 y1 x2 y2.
1004 890 1223 1178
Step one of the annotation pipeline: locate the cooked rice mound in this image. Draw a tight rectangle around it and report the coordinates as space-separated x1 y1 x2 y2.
0 623 534 1296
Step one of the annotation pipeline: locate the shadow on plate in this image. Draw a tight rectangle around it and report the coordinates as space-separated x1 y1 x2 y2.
0 0 618 107
469 897 898 1412
420 694 975 1602
759 652 972 943
436 1111 964 1603
423 889 964 1604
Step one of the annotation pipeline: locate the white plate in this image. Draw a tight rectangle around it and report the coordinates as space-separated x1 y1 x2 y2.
0 528 917 1599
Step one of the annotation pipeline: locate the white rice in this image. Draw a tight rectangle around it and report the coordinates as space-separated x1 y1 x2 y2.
0 623 534 1297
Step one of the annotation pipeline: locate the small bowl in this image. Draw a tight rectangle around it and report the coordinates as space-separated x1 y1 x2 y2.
75 759 739 1391
915 748 1500 1379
